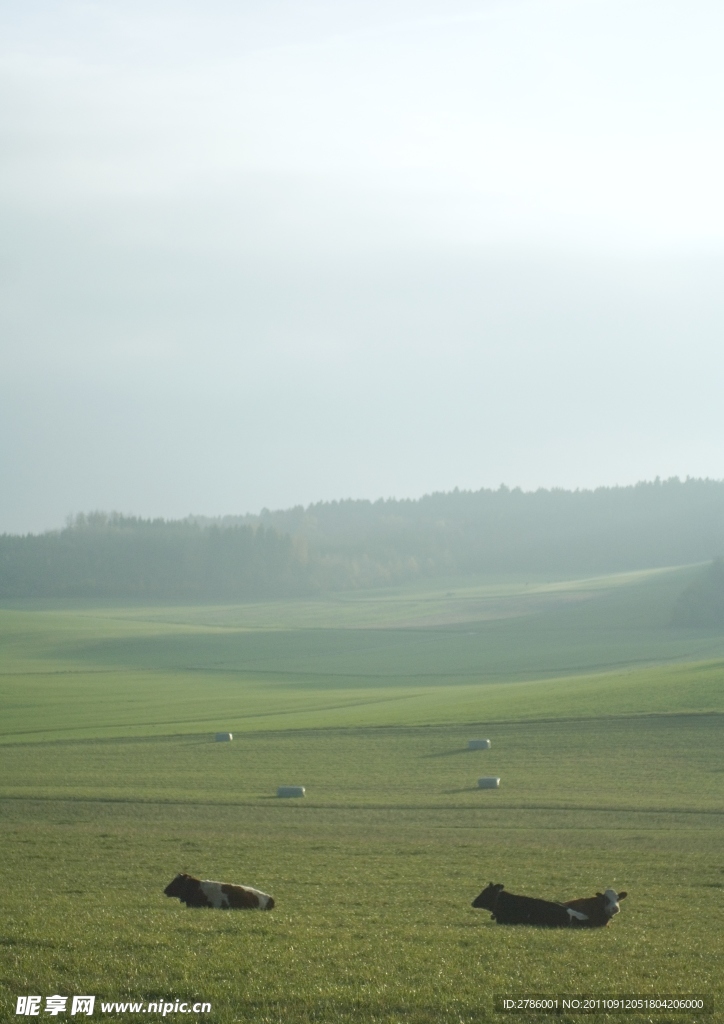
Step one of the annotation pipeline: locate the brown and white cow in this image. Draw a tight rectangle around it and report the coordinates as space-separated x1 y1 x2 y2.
164 873 275 910
564 889 627 927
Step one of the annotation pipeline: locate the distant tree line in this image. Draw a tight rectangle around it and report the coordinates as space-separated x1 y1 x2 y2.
0 513 308 600
1 478 724 600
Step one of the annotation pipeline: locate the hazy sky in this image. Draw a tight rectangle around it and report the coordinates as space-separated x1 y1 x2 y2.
2 0 724 534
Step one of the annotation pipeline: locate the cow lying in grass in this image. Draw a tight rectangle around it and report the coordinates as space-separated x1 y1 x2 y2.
164 873 275 910
564 889 627 927
472 882 586 926
472 882 626 927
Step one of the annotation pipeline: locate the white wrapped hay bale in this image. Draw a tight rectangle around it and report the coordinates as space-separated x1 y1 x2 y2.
277 786 305 798
215 732 233 741
468 738 491 749
477 776 500 789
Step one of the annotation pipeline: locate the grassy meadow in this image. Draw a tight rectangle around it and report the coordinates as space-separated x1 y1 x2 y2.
1 565 723 1022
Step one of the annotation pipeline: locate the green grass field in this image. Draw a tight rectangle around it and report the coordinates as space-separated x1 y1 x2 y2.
1 566 723 1022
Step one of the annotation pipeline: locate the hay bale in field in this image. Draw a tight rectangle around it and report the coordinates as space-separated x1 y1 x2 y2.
277 786 305 798
215 732 233 741
468 738 491 749
477 776 500 789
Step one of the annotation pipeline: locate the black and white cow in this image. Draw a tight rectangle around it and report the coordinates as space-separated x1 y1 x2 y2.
164 873 275 910
564 889 627 927
471 882 589 927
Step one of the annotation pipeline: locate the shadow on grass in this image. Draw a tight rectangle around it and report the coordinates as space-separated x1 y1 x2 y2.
421 748 472 759
258 795 308 801
0 937 56 948
440 787 488 794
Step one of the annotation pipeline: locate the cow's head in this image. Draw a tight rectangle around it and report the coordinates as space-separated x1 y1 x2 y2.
597 889 628 917
472 882 504 910
164 873 196 899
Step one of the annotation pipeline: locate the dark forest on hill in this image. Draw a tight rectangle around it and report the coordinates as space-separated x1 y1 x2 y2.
1 478 724 600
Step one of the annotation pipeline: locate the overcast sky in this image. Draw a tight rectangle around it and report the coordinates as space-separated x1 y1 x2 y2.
2 0 724 534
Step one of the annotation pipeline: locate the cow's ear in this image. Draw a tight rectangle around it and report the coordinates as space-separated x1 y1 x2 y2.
618 891 628 900
596 892 603 897
497 884 505 891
